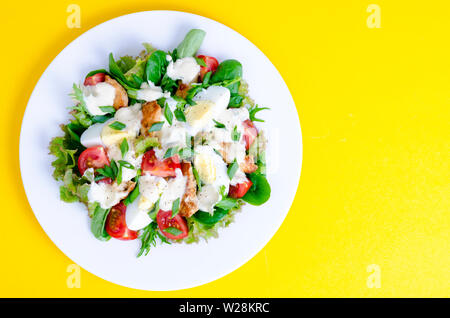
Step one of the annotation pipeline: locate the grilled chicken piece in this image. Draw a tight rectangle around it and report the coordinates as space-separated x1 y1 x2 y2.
217 143 258 174
175 82 192 99
239 155 258 174
104 75 128 109
140 101 162 137
115 180 136 200
179 161 199 218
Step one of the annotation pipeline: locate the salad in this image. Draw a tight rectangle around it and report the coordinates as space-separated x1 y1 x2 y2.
49 29 270 256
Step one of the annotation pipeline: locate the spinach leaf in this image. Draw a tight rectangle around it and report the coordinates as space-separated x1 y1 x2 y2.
176 29 206 58
109 53 134 88
210 59 244 106
210 59 243 93
242 173 271 206
193 207 230 226
145 50 168 85
85 69 108 78
90 205 111 241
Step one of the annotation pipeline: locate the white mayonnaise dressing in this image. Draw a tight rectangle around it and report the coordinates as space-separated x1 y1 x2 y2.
167 57 200 84
88 182 130 209
82 82 116 116
159 169 187 211
136 82 170 102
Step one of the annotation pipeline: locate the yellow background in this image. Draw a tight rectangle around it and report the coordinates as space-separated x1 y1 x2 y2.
1 0 448 297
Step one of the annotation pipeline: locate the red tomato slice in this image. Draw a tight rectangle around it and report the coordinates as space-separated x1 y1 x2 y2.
156 210 189 240
77 146 110 176
105 202 138 240
84 72 106 86
141 149 181 177
229 178 253 198
242 119 258 150
197 55 219 80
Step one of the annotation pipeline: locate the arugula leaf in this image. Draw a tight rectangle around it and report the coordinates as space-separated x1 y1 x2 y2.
109 121 126 130
249 104 270 122
120 138 129 158
176 29 206 58
69 84 87 112
138 221 171 257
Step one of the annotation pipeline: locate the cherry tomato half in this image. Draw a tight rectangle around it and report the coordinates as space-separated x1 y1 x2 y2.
84 72 106 86
105 202 138 240
242 119 258 150
77 146 110 176
197 55 219 80
229 178 253 198
141 149 181 178
156 210 189 240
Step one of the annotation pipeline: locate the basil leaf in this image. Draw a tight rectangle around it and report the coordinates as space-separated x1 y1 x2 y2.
171 198 181 218
176 29 206 58
109 121 126 130
99 106 116 113
164 227 183 236
242 173 271 206
149 121 164 132
227 160 239 179
120 138 129 158
90 205 111 241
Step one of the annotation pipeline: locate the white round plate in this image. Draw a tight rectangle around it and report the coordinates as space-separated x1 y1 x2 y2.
20 11 302 291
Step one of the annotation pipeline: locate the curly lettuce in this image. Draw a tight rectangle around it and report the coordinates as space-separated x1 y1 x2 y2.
49 123 88 203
